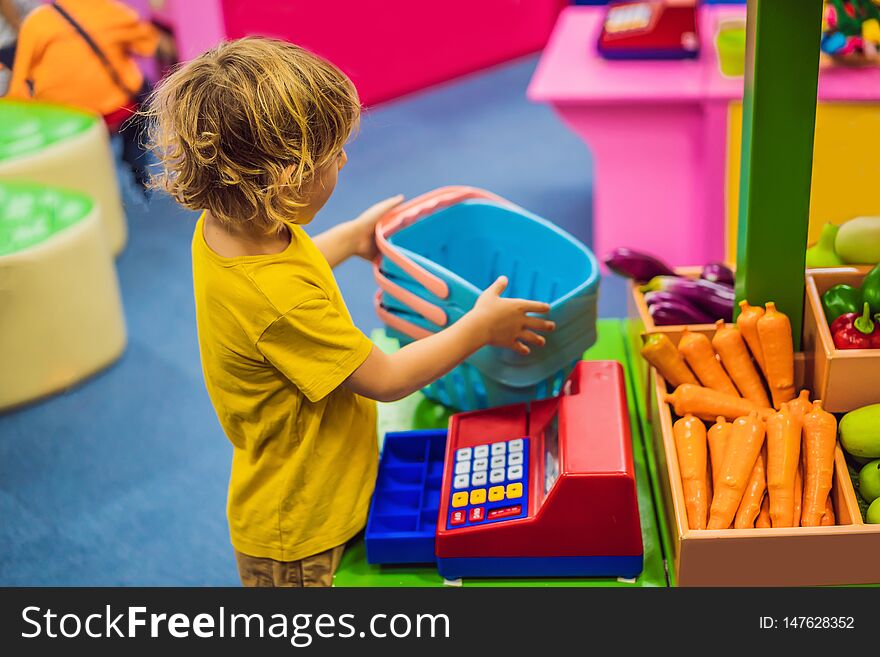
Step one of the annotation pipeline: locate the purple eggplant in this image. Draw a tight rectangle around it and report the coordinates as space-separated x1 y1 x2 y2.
604 247 676 282
642 275 734 321
700 262 735 287
648 299 714 325
643 290 713 315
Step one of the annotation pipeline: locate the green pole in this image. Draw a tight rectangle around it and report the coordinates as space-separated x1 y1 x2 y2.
735 0 823 350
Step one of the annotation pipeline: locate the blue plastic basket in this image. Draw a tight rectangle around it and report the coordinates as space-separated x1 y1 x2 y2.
373 190 598 410
365 429 447 565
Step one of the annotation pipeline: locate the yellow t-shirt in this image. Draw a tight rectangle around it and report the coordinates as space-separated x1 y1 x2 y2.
191 214 378 562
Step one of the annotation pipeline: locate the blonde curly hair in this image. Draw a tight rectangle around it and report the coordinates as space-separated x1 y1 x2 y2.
145 37 360 231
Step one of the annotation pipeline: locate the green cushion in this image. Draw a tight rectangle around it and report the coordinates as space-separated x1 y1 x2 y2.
0 182 94 256
0 100 97 162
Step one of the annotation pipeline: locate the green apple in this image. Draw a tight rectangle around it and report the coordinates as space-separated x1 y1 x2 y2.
839 404 880 459
867 498 880 524
859 460 880 503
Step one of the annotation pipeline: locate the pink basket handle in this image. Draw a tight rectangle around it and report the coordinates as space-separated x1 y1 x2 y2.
374 186 509 300
373 264 448 327
373 291 434 341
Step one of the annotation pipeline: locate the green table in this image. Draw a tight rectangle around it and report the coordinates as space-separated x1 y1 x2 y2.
334 319 672 587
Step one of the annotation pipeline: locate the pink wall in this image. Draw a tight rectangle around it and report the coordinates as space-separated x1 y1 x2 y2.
219 0 567 105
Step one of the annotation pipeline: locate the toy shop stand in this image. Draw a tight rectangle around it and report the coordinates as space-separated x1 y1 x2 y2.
333 321 673 587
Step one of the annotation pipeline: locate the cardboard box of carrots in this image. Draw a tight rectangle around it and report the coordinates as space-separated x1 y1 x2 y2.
642 302 880 586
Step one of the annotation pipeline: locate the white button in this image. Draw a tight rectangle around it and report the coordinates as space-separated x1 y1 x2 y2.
491 455 505 469
489 468 505 484
508 452 523 466
507 465 523 481
471 471 487 486
455 447 472 462
473 444 489 459
455 461 470 475
473 458 488 472
491 442 506 456
453 474 469 490
508 439 524 452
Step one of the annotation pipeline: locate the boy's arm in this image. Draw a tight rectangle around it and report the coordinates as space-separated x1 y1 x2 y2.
344 277 554 403
312 195 403 267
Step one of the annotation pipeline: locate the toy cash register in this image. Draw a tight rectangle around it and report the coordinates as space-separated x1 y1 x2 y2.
435 360 643 579
597 0 700 60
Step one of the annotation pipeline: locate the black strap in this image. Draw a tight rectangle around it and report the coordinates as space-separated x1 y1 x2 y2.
51 2 137 100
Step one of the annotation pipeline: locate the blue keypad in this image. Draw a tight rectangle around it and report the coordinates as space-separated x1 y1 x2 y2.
447 438 529 529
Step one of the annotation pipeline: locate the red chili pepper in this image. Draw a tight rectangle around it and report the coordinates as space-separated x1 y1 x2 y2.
831 302 880 350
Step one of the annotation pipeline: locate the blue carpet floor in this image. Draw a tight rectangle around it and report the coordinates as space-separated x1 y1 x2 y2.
0 56 629 585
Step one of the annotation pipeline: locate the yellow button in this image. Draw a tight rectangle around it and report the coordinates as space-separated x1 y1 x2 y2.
452 492 469 508
506 483 523 499
470 488 486 505
488 486 505 502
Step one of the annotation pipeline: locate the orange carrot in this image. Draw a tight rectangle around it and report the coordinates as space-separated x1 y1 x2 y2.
788 389 812 423
766 403 803 528
673 415 710 530
665 384 769 422
708 412 766 529
736 300 766 376
678 329 740 397
735 447 767 528
640 334 698 388
821 497 835 526
711 320 771 407
756 302 796 408
792 462 803 528
756 495 771 528
801 401 838 527
707 416 731 490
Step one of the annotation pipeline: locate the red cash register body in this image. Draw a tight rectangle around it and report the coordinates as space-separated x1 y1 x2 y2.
435 360 643 579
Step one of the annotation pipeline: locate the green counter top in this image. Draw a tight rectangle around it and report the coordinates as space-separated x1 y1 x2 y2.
0 100 96 163
334 319 671 587
0 181 94 256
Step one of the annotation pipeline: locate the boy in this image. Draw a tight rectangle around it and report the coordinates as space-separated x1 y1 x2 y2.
147 37 554 587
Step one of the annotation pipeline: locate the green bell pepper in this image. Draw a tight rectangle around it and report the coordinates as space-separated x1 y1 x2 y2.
822 284 863 324
864 263 880 315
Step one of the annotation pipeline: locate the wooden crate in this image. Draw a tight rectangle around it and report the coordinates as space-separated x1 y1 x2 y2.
803 266 880 413
648 329 880 586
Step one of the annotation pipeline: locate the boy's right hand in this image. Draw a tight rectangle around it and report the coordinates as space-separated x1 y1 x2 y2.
469 277 555 355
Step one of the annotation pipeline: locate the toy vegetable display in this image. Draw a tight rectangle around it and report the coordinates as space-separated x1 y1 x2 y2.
806 218 880 266
646 303 855 529
821 263 880 348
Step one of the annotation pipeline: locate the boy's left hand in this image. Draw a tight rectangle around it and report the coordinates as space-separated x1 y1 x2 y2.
350 195 405 260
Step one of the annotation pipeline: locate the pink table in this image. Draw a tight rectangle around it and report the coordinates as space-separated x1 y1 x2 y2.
528 5 880 267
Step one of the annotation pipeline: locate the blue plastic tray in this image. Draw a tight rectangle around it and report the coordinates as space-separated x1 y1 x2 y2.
365 429 447 565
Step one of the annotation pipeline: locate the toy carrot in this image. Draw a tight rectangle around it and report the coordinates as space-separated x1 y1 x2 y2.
792 462 803 528
711 320 771 407
756 495 771 528
736 300 766 376
673 415 709 530
640 334 698 387
735 447 767 529
665 384 768 422
821 498 835 526
707 416 731 489
788 389 812 423
801 401 838 527
766 403 803 528
756 302 796 408
677 329 740 397
708 412 766 529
